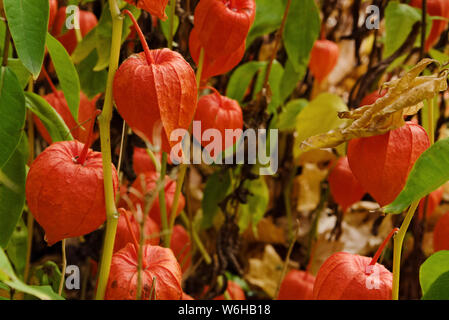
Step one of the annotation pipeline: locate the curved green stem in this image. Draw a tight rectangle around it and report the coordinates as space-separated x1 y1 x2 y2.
392 200 419 300
159 152 170 247
168 164 187 231
58 239 67 296
180 212 211 264
95 0 123 300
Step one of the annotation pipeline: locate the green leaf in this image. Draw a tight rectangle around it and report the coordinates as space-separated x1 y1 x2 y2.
3 0 49 78
384 1 421 58
25 92 73 142
385 138 449 213
160 3 179 42
0 20 13 59
283 0 320 73
226 61 267 103
238 177 269 234
277 99 308 131
46 33 81 122
429 48 449 65
0 136 26 248
422 271 449 300
5 218 27 277
279 59 305 103
7 58 31 89
33 261 62 294
201 170 232 229
247 0 286 48
77 50 107 99
94 4 140 71
0 67 26 169
293 93 348 158
252 60 284 113
71 27 97 64
0 248 61 300
420 251 449 296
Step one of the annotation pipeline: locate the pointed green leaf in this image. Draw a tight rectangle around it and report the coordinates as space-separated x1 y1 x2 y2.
238 177 269 235
25 92 73 142
422 271 449 300
420 251 449 296
0 136 26 248
227 61 267 102
277 99 307 131
0 67 26 169
201 170 232 229
7 58 31 89
385 138 449 213
5 218 27 278
46 33 80 122
3 0 49 78
283 0 320 73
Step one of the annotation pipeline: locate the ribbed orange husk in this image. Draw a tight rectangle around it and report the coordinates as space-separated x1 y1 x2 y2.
433 211 449 252
277 270 315 300
214 280 245 300
129 171 185 226
417 187 443 220
189 27 246 80
347 122 430 207
25 141 119 246
308 40 339 83
410 0 449 51
113 50 197 154
114 210 160 253
34 91 99 145
170 225 191 273
133 147 157 175
328 157 365 212
105 243 182 300
193 0 255 58
313 252 392 300
48 0 58 31
124 0 169 20
193 90 243 153
52 7 98 54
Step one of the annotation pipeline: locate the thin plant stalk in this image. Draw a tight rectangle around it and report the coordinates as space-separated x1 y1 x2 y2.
95 0 123 300
167 0 176 49
159 152 170 247
58 239 67 295
179 212 211 264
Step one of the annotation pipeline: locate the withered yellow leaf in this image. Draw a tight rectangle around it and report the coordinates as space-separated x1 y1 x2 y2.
299 59 448 153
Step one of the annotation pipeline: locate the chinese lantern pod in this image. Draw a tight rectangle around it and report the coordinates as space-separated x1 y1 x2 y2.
277 270 315 300
113 49 197 154
417 187 443 220
193 88 243 155
25 141 119 245
130 171 185 226
359 89 387 107
170 225 191 273
133 147 157 176
105 243 183 300
214 280 246 300
194 0 256 58
52 7 98 54
124 0 169 20
114 210 160 253
308 40 339 83
433 211 449 252
313 252 392 300
328 157 366 212
34 91 99 145
189 27 246 80
48 0 58 31
410 0 449 51
347 122 430 207
182 292 194 300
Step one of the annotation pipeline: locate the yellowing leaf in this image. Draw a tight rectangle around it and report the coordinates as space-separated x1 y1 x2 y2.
245 245 284 298
294 93 348 158
296 163 328 212
299 59 448 153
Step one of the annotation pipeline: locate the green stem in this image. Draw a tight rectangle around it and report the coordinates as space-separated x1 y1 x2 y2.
145 147 161 172
159 152 170 247
95 0 123 300
427 98 434 144
2 22 10 66
392 200 419 300
168 164 187 232
167 0 176 50
196 48 205 86
180 212 211 264
58 239 67 296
